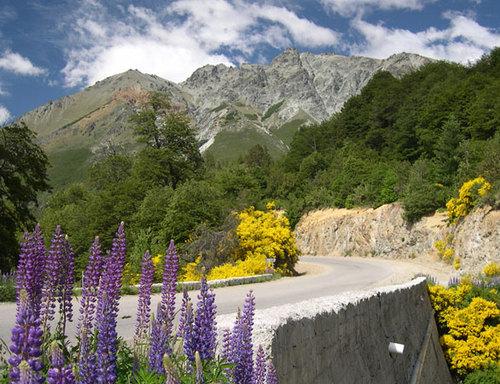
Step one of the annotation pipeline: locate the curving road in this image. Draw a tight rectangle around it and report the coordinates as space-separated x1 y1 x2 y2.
0 257 399 342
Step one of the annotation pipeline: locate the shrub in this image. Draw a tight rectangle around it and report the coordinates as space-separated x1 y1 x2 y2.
433 234 455 264
0 273 16 302
428 282 500 377
483 262 500 277
237 202 299 276
446 177 492 224
463 366 500 384
441 298 500 375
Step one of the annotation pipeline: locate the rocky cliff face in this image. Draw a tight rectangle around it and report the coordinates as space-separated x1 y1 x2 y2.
295 203 499 274
20 49 432 166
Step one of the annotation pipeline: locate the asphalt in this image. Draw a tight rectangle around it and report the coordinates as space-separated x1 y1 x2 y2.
0 257 395 343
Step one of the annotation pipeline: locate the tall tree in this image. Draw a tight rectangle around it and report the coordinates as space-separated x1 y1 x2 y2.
130 92 203 187
0 123 49 271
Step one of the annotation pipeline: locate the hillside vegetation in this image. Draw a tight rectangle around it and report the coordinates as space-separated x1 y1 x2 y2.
277 48 499 224
28 48 500 278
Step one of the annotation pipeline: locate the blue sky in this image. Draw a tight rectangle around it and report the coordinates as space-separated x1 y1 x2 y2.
0 0 499 123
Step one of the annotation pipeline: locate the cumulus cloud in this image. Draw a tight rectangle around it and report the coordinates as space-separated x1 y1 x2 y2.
0 51 46 76
321 0 429 16
0 105 10 124
351 12 500 63
61 0 338 87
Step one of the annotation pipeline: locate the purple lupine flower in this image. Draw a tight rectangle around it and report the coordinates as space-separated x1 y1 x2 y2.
231 291 255 384
195 351 204 384
17 360 38 384
47 342 75 384
59 235 75 325
149 307 170 374
16 229 44 316
134 251 154 345
253 346 267 384
149 240 179 370
41 225 65 330
31 225 46 315
182 301 195 362
177 289 191 338
191 277 217 361
77 237 104 384
160 240 179 332
96 222 126 384
220 328 232 361
9 290 43 384
266 362 278 384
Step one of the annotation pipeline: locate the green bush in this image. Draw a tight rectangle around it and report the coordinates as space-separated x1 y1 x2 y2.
0 273 16 302
463 366 500 384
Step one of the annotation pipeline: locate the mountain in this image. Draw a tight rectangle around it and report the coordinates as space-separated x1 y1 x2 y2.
20 49 432 186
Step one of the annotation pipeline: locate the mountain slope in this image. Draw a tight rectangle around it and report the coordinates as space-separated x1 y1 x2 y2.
20 49 432 185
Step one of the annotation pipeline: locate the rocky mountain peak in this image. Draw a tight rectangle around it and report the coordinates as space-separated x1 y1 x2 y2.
20 49 434 172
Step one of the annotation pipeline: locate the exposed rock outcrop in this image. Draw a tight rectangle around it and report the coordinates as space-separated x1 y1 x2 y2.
295 203 499 274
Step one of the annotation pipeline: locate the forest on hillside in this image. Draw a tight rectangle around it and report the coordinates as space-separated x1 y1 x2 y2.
1 48 499 275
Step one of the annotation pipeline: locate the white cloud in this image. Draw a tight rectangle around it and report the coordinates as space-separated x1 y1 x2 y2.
321 0 429 16
61 0 338 87
0 51 46 76
351 12 500 63
0 105 10 124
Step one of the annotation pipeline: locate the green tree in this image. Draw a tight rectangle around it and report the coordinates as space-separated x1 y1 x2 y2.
130 92 203 187
0 123 49 271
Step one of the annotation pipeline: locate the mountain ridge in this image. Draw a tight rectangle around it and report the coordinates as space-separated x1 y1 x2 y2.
20 49 433 185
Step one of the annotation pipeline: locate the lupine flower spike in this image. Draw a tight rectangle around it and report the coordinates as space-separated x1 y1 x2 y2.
134 251 154 349
253 346 267 384
149 240 179 371
8 290 43 384
47 341 75 384
77 236 103 384
192 277 217 361
40 225 65 332
266 361 279 384
96 222 126 384
231 291 255 384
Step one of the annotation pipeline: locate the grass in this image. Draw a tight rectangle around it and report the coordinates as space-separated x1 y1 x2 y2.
274 119 306 145
47 147 92 188
211 103 228 113
204 128 287 162
262 100 284 120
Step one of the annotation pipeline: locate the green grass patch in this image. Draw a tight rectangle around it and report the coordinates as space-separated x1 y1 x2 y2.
47 147 92 188
274 119 306 145
205 128 286 162
244 113 258 121
262 100 284 120
211 103 227 113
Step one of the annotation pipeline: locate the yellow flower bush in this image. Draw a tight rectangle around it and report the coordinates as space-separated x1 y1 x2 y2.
183 256 202 281
483 262 500 277
429 282 472 325
152 254 163 282
441 298 500 375
181 202 299 280
434 234 456 264
446 177 492 224
236 202 299 276
207 255 267 280
429 282 500 376
122 263 141 285
181 255 268 281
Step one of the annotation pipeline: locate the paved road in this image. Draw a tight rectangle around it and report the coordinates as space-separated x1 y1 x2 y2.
0 257 395 342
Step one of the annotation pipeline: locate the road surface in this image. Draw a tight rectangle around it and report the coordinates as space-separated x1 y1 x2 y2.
0 257 405 342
